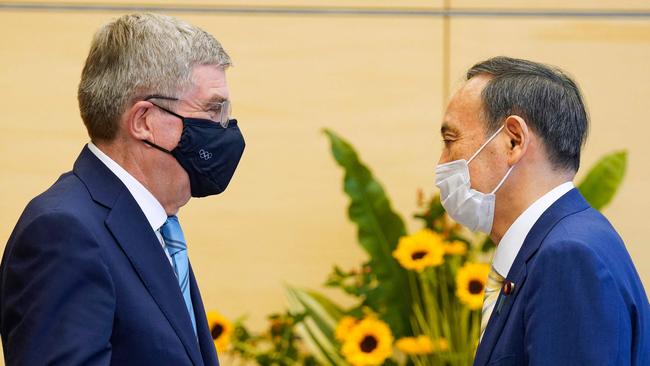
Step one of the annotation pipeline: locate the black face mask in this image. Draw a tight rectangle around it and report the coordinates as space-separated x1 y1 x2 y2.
143 102 246 198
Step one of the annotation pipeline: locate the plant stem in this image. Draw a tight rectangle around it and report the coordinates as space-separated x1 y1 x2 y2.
419 270 440 341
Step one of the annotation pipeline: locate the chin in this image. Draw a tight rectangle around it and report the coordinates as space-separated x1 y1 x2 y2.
167 174 191 210
181 190 191 205
174 167 192 203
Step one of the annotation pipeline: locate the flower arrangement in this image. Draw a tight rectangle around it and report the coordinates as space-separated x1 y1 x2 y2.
311 189 491 366
206 311 318 365
208 129 626 365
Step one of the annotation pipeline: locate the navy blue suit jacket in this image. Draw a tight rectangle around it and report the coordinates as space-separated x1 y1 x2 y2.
474 189 650 365
0 146 220 365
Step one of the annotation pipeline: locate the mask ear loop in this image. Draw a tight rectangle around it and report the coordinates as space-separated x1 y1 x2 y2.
467 125 505 164
490 164 515 194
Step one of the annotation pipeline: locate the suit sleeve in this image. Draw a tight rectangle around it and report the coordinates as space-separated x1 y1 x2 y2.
524 239 624 365
1 211 116 366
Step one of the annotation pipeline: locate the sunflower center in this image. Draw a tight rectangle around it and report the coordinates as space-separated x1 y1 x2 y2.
360 335 378 353
468 279 484 294
211 324 224 340
411 251 428 260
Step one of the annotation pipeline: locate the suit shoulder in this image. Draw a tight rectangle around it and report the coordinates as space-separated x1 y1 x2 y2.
529 208 624 280
5 172 103 256
18 171 97 225
543 207 624 254
535 231 604 268
533 208 647 305
28 171 87 208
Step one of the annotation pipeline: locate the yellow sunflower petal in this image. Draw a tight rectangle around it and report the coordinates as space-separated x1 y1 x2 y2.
207 310 233 353
396 335 433 355
433 337 449 352
335 316 359 342
443 240 467 255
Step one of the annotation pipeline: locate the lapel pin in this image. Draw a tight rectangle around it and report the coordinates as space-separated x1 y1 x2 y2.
502 281 515 296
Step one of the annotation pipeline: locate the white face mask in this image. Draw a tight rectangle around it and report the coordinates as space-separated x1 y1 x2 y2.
435 125 515 234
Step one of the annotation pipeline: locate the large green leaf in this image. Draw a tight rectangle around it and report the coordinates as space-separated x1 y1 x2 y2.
285 287 348 365
323 129 412 337
578 150 627 210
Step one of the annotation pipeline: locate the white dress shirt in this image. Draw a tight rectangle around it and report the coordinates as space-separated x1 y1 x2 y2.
492 181 575 278
87 142 173 266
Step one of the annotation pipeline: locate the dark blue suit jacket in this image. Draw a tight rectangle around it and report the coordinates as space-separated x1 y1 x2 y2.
474 189 650 365
0 146 220 365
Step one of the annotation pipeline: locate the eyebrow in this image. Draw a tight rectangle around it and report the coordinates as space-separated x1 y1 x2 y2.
202 95 228 109
440 122 459 135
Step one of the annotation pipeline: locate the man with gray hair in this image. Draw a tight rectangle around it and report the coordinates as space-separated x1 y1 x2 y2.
0 13 244 365
436 56 649 365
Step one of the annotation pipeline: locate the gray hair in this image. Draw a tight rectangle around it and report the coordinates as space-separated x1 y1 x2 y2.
467 56 588 172
78 13 231 142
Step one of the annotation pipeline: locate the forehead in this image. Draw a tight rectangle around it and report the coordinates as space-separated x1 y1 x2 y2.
442 75 490 134
185 64 229 102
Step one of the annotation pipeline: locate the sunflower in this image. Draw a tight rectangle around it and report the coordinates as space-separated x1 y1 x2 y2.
392 229 445 272
456 263 490 310
341 316 394 366
395 336 433 355
206 310 233 354
335 316 359 342
443 240 467 255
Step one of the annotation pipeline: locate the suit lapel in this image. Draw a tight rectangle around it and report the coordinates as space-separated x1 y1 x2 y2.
473 189 590 366
106 194 203 366
190 265 220 366
74 146 204 366
473 264 528 366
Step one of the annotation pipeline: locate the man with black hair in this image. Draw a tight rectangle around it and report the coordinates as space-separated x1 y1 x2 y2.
436 56 649 365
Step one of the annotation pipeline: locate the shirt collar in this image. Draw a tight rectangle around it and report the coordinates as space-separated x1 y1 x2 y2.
87 142 167 231
492 181 575 278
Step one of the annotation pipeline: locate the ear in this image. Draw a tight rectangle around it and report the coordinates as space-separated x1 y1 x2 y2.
124 101 157 142
504 115 530 166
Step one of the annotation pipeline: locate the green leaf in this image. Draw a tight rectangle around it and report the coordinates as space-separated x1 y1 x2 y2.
323 129 412 337
578 150 627 210
285 287 348 365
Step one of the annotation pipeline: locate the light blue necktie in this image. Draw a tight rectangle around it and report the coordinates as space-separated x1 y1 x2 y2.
161 215 197 335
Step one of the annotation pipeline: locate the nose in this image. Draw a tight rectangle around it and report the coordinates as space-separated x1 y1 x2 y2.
437 149 451 165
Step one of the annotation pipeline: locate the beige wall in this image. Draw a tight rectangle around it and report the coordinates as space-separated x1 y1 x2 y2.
1 1 649 361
